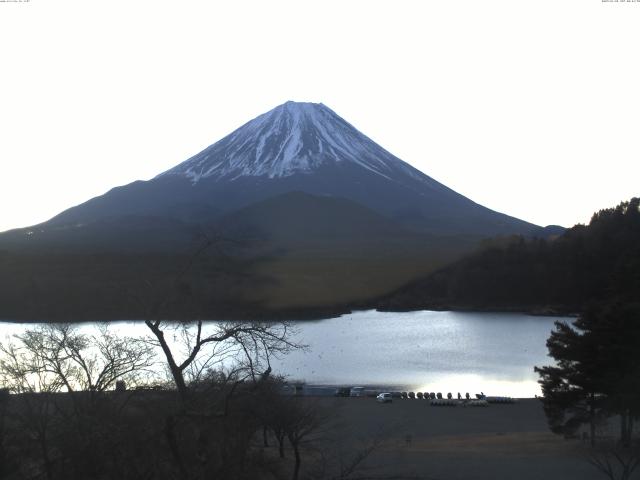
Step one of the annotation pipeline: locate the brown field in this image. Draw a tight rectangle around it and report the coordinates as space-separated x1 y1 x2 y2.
253 255 446 309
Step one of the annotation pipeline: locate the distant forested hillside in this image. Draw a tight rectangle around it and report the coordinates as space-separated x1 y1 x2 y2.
376 198 640 313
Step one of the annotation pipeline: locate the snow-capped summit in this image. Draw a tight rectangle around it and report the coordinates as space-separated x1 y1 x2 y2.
158 101 423 183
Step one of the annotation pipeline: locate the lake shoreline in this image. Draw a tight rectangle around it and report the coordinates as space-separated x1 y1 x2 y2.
0 311 562 398
0 305 577 324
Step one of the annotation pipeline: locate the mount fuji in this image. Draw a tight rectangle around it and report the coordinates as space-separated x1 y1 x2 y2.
41 101 537 238
0 102 550 320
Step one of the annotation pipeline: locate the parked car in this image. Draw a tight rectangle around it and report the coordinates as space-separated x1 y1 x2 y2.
376 392 393 403
350 387 365 397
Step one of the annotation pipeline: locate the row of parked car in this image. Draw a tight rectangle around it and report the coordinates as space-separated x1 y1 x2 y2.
376 391 482 402
335 387 516 405
377 393 516 405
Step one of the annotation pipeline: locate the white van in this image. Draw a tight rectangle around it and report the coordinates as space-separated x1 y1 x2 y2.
349 386 365 397
376 392 392 403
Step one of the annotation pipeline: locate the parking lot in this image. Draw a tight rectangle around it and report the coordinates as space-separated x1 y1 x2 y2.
307 397 605 480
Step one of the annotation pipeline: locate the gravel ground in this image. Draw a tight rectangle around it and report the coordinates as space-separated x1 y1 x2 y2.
306 397 607 480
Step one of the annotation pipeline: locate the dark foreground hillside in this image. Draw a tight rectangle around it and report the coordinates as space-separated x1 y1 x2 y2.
377 198 640 314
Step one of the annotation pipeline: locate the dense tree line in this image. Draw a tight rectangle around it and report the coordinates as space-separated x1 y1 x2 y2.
378 198 640 313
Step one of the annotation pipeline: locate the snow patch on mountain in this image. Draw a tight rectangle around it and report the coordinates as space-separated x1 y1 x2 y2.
158 101 428 185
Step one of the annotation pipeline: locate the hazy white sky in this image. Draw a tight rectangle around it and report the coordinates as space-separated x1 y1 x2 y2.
1 0 638 232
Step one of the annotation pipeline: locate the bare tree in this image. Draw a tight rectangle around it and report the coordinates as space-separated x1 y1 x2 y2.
281 398 329 480
0 387 13 478
135 233 303 404
588 444 640 480
144 318 299 404
10 324 156 395
0 325 157 479
129 235 307 479
0 338 64 480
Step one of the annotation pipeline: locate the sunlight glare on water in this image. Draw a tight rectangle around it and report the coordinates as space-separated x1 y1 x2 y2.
269 310 567 397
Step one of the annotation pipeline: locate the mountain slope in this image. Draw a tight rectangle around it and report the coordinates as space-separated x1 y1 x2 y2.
42 101 538 239
211 191 479 310
219 191 423 248
0 101 546 320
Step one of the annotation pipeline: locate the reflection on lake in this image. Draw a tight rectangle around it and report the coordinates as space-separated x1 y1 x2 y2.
0 310 569 397
269 310 566 397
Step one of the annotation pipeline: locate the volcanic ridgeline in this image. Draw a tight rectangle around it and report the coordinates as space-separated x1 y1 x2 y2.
0 101 547 320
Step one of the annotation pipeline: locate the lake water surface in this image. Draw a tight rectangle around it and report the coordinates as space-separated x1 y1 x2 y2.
0 310 569 397
271 310 567 397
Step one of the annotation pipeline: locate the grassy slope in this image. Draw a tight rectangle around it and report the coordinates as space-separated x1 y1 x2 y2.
216 192 479 310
